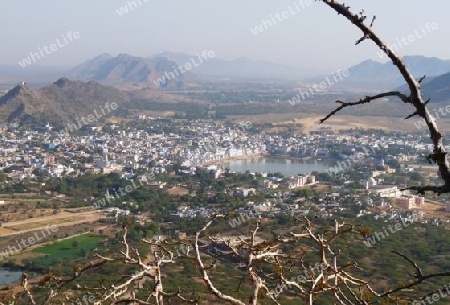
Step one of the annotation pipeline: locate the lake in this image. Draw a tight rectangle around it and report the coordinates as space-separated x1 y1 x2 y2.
222 156 329 176
0 268 24 286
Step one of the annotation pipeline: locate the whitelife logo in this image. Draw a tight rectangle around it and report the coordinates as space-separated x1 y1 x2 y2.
326 146 379 175
0 225 58 261
18 31 81 68
288 69 350 105
59 102 118 136
272 262 327 296
93 171 156 209
414 105 450 130
153 50 215 87
363 219 410 247
376 22 439 59
250 0 314 35
116 0 150 16
228 213 252 228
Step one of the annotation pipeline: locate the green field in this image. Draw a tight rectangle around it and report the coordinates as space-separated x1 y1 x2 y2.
31 235 104 266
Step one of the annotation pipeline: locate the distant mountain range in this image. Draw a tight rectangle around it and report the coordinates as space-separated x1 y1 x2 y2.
64 54 450 96
64 52 323 89
338 56 450 90
66 53 192 90
2 53 450 91
148 51 322 80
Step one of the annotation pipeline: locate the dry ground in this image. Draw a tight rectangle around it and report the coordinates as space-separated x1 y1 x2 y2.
229 111 450 133
412 200 450 220
229 113 438 132
167 187 190 196
0 209 104 236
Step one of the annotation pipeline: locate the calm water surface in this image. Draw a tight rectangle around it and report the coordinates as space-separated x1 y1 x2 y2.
222 156 329 176
0 268 23 286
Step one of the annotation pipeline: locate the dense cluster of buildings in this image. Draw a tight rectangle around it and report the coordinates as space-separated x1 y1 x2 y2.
0 121 449 226
0 121 441 183
0 120 268 181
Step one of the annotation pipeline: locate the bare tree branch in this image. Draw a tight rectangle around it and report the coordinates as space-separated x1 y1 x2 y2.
319 92 409 124
318 0 450 194
377 251 450 298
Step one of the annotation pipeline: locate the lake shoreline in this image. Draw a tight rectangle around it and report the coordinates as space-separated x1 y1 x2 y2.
209 155 330 175
206 154 330 165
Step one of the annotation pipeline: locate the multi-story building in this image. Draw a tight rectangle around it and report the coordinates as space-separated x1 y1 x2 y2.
396 195 425 210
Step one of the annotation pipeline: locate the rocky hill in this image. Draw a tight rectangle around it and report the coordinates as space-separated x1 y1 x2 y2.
0 78 132 125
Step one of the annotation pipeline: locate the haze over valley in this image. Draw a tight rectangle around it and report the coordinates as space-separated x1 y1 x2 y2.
1 1 450 304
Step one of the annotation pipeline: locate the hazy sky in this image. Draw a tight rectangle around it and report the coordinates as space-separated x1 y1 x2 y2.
3 0 449 72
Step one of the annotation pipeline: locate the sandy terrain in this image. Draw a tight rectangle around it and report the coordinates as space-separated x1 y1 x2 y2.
1 210 103 237
412 200 450 220
229 112 450 133
167 187 190 196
